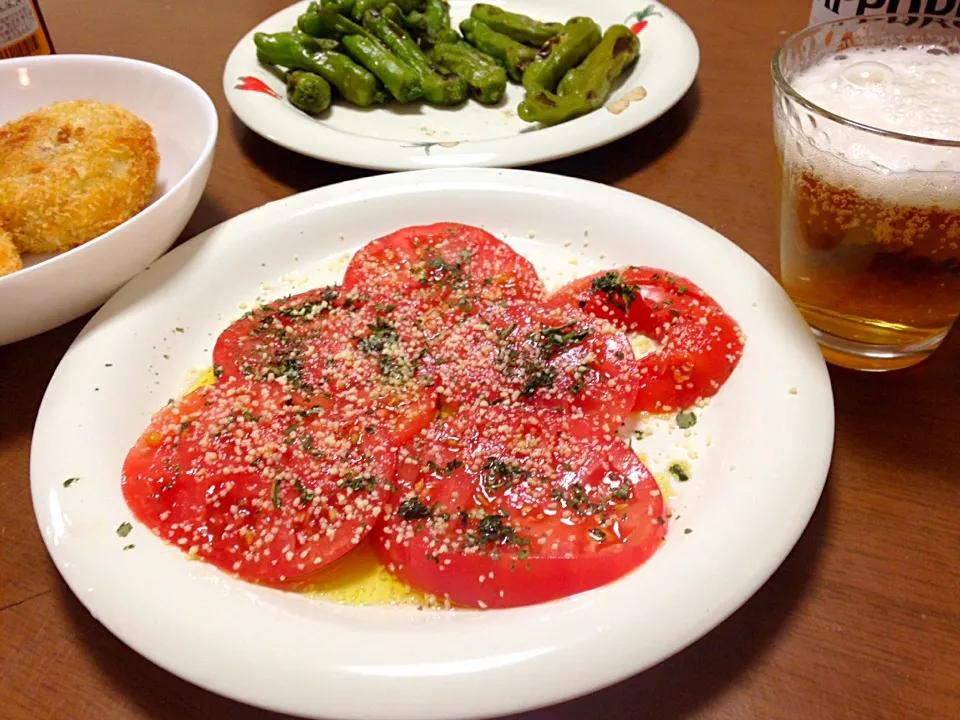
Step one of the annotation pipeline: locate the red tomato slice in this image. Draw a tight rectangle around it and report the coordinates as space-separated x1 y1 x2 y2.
342 223 546 310
214 291 437 444
213 285 349 388
548 270 663 336
121 379 396 587
375 407 665 609
634 301 744 413
296 299 439 443
548 267 711 336
423 301 639 429
550 267 744 413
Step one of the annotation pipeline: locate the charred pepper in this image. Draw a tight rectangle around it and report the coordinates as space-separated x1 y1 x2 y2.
253 31 384 107
429 41 508 105
518 25 640 127
298 6 370 39
469 3 562 47
363 9 467 106
289 31 339 52
407 0 460 47
319 0 356 14
256 51 332 115
341 34 423 102
459 17 536 83
286 70 333 115
379 2 407 25
351 0 422 22
557 24 639 97
298 8 423 102
521 17 602 93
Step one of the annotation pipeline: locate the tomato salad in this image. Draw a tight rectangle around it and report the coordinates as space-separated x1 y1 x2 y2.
122 223 745 609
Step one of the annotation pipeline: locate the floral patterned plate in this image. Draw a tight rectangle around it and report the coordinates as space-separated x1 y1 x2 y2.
222 1 698 170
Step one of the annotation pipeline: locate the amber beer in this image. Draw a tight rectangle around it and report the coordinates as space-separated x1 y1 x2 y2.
780 167 960 367
775 14 960 370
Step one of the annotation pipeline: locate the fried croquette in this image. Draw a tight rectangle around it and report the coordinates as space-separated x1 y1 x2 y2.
0 229 23 278
0 100 159 256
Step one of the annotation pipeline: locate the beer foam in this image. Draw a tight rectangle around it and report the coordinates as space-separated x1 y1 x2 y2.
783 45 960 207
794 46 960 142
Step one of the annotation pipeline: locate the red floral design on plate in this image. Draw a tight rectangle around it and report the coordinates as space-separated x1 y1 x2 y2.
626 5 662 35
235 76 281 99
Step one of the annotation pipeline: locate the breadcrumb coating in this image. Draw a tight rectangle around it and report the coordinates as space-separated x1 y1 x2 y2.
0 229 22 278
0 100 159 256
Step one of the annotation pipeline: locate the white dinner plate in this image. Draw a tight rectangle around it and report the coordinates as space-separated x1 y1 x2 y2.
32 169 833 720
222 1 699 170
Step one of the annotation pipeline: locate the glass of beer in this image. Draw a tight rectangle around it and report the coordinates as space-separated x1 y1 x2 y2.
773 14 960 371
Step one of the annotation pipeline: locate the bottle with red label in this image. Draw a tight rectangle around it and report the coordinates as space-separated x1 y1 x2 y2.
0 0 54 60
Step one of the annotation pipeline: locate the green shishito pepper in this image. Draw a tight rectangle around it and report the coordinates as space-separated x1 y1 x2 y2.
289 30 339 53
469 3 562 47
286 70 333 115
298 8 423 103
459 17 535 83
379 2 406 26
558 24 639 97
521 17 602 93
342 34 423 103
319 0 356 14
298 7 369 39
407 0 460 47
519 24 640 127
351 0 421 22
429 41 507 105
363 9 467 106
253 31 384 107
256 51 332 115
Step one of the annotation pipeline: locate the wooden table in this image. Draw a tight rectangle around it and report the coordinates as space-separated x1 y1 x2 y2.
2 1 958 718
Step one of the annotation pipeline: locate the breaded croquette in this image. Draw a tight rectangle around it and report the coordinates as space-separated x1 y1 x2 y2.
0 100 159 256
0 229 23 278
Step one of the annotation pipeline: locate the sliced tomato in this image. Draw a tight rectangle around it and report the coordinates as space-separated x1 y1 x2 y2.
549 270 662 336
297 299 439 443
548 267 711 336
422 301 638 429
214 291 436 443
375 407 665 609
634 302 744 413
213 285 352 388
550 267 744 413
121 379 396 587
341 223 546 311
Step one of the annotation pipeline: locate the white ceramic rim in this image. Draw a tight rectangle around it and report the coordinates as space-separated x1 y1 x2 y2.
0 53 219 288
221 1 700 170
32 169 834 720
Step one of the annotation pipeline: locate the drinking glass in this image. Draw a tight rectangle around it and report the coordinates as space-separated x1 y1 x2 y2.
773 14 960 371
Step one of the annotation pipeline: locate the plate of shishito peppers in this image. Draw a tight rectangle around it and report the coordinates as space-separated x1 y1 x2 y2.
223 0 700 169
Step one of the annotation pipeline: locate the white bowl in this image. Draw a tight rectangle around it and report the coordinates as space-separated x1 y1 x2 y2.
0 54 217 345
